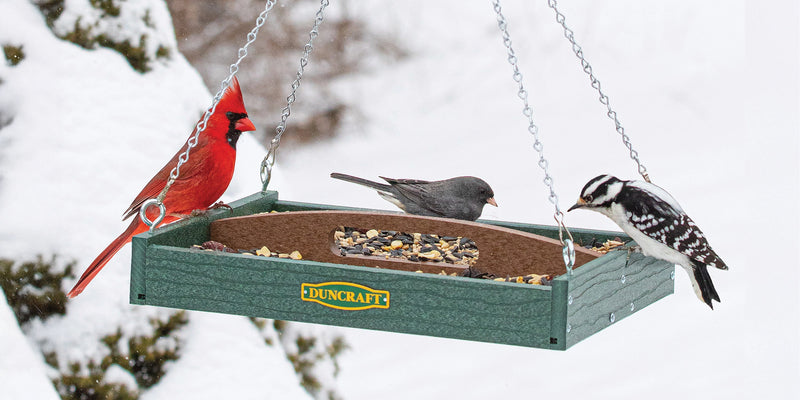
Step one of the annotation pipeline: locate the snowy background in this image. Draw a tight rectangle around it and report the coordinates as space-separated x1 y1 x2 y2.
1 0 798 398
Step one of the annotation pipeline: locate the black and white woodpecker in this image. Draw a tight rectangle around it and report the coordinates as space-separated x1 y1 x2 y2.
568 175 728 309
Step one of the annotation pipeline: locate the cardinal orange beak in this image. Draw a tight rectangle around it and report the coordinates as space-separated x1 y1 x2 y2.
487 197 498 207
235 117 256 133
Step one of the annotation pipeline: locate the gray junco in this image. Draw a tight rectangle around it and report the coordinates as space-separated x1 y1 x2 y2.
330 173 497 221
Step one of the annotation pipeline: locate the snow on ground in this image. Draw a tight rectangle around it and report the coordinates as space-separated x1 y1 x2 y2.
1 0 798 399
143 311 310 400
0 288 60 400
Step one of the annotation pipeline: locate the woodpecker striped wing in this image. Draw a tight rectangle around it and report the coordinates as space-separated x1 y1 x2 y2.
624 192 727 271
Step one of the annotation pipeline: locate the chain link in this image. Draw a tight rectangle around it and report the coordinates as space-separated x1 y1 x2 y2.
492 0 575 272
546 0 650 183
492 1 574 235
260 0 330 192
140 0 278 231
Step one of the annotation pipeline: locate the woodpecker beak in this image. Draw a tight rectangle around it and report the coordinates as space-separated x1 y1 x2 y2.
567 198 586 212
487 197 498 207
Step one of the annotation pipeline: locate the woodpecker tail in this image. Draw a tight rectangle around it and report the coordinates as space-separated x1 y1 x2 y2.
688 259 721 309
68 218 143 298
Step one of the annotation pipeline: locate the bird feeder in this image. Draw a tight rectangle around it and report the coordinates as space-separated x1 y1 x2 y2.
129 0 676 350
130 191 674 350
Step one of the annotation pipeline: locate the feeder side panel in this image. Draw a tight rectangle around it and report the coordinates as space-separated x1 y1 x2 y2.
129 191 279 303
564 251 675 348
548 279 569 350
130 235 148 304
140 246 557 348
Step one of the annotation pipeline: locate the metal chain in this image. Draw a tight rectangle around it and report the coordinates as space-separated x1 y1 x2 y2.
260 0 330 192
546 0 650 183
139 0 278 231
491 0 575 273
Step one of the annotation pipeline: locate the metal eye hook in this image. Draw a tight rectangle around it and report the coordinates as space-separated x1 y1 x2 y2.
260 141 279 192
139 199 167 232
554 212 576 276
260 163 272 193
562 238 576 276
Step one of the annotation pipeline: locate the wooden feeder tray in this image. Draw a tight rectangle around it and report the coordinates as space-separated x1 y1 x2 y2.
130 191 674 350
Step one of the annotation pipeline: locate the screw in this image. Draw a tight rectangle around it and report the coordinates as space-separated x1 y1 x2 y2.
609 312 616 323
567 324 572 333
670 270 675 280
630 302 635 312
568 295 573 305
621 274 626 284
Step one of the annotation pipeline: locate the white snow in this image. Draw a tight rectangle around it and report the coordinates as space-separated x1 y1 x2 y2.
143 312 310 400
1 0 798 399
104 364 139 394
0 288 60 400
52 0 177 68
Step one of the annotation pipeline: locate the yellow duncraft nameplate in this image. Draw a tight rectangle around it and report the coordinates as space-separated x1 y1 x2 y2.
301 281 390 310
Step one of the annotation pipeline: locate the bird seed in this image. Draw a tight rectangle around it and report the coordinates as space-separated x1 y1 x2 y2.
193 240 303 261
335 226 479 267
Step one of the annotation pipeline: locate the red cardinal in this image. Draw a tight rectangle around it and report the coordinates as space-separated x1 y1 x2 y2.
68 77 256 298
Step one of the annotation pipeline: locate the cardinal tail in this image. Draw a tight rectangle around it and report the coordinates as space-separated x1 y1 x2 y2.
68 218 142 298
